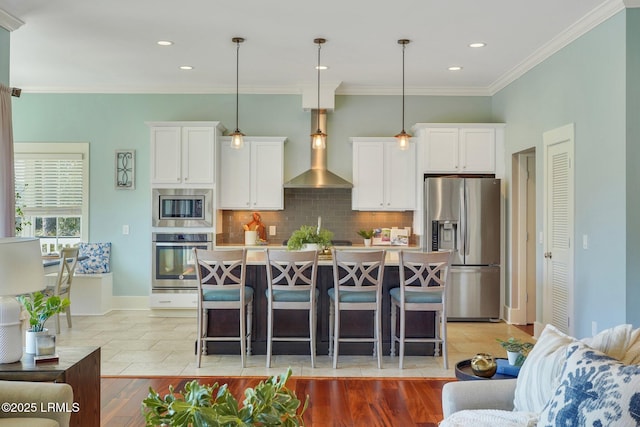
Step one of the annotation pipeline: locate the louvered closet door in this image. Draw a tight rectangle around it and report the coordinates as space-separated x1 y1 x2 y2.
543 124 575 335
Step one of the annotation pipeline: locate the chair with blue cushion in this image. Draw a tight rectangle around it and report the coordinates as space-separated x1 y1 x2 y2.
329 249 385 369
193 248 253 368
265 249 319 368
390 250 452 369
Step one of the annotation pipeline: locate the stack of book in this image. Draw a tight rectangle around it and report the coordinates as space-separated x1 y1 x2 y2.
496 358 521 377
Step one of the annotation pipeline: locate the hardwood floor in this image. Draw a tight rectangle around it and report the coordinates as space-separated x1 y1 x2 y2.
101 376 452 426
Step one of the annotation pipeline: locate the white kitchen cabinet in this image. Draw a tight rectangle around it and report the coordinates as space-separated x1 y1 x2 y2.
420 126 496 174
351 137 416 211
218 136 286 210
410 123 505 237
147 121 225 186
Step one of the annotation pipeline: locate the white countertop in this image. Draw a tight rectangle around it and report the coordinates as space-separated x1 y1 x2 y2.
214 244 422 265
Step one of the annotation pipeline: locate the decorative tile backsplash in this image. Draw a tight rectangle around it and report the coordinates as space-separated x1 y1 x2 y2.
219 188 414 245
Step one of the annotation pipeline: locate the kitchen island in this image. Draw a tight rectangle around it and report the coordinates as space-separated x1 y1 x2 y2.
205 245 438 357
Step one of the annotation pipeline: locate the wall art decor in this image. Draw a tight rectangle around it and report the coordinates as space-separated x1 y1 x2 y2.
115 149 135 189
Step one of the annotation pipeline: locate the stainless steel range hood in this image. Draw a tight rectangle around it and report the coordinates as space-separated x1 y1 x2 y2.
284 109 353 189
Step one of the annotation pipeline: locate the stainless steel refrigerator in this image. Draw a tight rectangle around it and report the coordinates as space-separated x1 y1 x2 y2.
423 177 501 320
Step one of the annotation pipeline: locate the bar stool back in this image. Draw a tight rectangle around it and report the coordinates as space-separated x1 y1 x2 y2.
194 248 253 368
390 250 452 369
328 249 385 369
265 249 319 368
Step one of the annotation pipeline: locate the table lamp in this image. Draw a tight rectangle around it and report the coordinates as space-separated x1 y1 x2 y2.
0 237 45 363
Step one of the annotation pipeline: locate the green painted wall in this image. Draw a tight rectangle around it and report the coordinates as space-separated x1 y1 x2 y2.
492 11 628 337
0 28 8 85
10 93 491 297
626 9 640 328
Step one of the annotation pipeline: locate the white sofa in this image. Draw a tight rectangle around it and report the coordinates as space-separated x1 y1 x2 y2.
0 380 73 427
440 324 640 426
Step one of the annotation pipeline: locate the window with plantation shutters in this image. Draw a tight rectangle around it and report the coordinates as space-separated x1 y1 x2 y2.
13 142 89 252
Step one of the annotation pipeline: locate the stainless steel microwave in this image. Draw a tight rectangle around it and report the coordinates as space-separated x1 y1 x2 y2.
152 188 213 227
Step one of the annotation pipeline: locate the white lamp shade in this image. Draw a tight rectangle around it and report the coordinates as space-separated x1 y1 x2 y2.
0 237 44 296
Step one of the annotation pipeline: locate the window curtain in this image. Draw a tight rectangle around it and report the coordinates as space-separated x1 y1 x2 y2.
0 84 15 237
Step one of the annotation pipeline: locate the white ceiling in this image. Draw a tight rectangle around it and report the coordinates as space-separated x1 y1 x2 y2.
0 0 630 96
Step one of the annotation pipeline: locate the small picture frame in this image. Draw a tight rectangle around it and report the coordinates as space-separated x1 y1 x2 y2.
115 150 135 190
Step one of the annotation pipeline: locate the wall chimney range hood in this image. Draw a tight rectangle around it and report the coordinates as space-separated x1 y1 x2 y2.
284 109 353 189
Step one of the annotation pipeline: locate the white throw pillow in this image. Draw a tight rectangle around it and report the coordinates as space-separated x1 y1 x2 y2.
513 324 577 413
538 342 640 427
514 324 640 413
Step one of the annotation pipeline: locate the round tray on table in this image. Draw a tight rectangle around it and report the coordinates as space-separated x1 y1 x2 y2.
455 358 517 381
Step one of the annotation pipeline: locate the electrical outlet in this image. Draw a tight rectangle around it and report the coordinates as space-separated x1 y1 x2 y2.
269 225 276 236
122 225 129 235
582 234 589 249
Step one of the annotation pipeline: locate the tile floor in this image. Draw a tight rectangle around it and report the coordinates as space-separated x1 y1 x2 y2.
52 310 533 378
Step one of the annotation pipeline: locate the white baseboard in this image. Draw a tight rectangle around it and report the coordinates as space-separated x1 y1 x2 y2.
504 305 527 325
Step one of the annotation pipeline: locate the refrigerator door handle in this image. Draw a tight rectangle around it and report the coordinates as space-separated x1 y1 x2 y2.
459 183 466 257
464 182 470 256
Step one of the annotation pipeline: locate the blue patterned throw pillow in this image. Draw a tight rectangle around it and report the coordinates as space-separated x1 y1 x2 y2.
538 341 640 427
75 242 111 274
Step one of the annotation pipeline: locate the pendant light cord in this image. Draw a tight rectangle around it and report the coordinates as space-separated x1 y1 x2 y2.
401 41 406 133
235 39 240 132
316 40 321 132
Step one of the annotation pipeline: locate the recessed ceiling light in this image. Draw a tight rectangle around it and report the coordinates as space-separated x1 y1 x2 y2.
315 65 328 70
448 66 463 71
179 65 193 70
157 40 173 46
469 42 486 48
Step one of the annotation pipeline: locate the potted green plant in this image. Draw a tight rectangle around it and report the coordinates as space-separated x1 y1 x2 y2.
496 337 534 366
357 229 375 247
18 291 70 354
142 368 308 426
286 225 333 251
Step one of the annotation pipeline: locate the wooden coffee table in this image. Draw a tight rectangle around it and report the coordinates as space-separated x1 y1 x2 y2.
0 346 100 427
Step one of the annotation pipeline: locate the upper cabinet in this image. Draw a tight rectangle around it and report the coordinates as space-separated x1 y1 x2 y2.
413 123 505 177
351 137 416 211
148 121 225 186
218 136 286 210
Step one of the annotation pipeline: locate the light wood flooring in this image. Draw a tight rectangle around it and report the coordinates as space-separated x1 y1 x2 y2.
52 310 534 378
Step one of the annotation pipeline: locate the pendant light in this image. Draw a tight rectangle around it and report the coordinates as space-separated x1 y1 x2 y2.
311 38 327 150
395 39 411 151
230 37 245 149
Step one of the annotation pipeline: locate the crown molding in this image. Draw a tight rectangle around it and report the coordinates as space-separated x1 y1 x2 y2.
624 0 640 7
0 8 24 31
336 84 491 97
489 0 626 95
18 84 492 97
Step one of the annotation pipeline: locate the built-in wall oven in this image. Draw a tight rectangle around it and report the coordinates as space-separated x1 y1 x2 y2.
152 188 213 228
151 232 212 292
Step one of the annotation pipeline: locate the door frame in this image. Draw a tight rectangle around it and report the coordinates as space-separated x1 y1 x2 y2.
508 149 535 325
